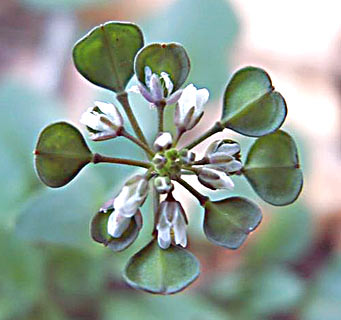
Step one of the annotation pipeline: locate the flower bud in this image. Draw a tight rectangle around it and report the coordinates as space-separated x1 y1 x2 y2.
80 101 123 141
206 140 242 173
154 176 173 194
175 84 209 131
179 149 196 164
197 167 234 190
113 175 149 218
156 197 187 249
153 132 173 151
107 210 131 238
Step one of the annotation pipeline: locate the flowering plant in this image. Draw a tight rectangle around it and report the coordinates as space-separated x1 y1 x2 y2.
34 21 303 294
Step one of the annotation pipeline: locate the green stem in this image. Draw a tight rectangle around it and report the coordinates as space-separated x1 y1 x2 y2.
120 129 154 157
92 153 150 169
157 104 165 133
176 178 208 206
116 91 149 147
184 121 224 150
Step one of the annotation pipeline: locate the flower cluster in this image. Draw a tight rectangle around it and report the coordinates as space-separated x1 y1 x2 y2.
81 71 242 251
34 21 302 294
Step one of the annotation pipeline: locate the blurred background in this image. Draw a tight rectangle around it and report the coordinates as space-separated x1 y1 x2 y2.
1 0 341 319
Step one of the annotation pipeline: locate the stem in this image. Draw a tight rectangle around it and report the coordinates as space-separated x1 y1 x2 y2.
116 91 149 147
176 178 208 206
121 129 154 158
157 104 165 133
184 121 224 150
92 153 150 169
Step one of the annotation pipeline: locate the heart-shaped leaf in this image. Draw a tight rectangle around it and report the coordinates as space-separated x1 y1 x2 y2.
73 21 144 93
124 239 200 294
34 122 92 188
243 130 303 206
204 197 262 249
135 43 190 91
222 67 287 137
91 210 142 252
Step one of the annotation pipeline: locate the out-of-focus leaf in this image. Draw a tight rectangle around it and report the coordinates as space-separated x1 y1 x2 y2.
0 229 44 319
246 202 312 265
91 210 141 252
248 266 304 316
34 122 92 188
103 293 230 320
222 67 287 137
73 22 144 92
135 43 190 92
15 172 105 249
142 0 239 99
124 239 200 294
204 197 262 249
0 80 63 225
301 254 341 320
243 130 303 206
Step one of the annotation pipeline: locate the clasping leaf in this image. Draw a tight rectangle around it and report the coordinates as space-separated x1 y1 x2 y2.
204 197 262 249
34 122 92 188
243 130 303 205
222 67 287 137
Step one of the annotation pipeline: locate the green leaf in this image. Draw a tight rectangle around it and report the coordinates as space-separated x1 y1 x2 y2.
124 240 200 294
142 0 239 100
243 130 303 206
135 43 190 92
34 122 92 188
73 21 144 92
222 67 287 137
204 197 262 249
91 210 141 252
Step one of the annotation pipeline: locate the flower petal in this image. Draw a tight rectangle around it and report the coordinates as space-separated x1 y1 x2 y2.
161 72 174 95
107 211 131 238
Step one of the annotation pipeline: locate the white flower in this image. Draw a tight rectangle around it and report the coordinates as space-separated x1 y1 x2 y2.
153 132 173 151
154 176 173 194
106 175 148 238
113 175 149 218
156 199 187 249
175 84 209 131
107 210 131 238
197 167 234 190
206 140 242 173
130 66 182 106
80 101 123 141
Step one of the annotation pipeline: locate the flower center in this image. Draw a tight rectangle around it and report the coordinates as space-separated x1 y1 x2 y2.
152 148 184 179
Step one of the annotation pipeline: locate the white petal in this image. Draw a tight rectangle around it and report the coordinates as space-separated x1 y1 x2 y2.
161 72 173 95
173 210 187 248
94 101 123 127
195 88 209 111
154 132 172 150
80 111 107 131
166 89 182 105
149 74 163 101
144 66 152 88
217 172 235 190
157 226 171 249
178 84 197 115
225 160 243 173
218 143 240 156
107 211 130 238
